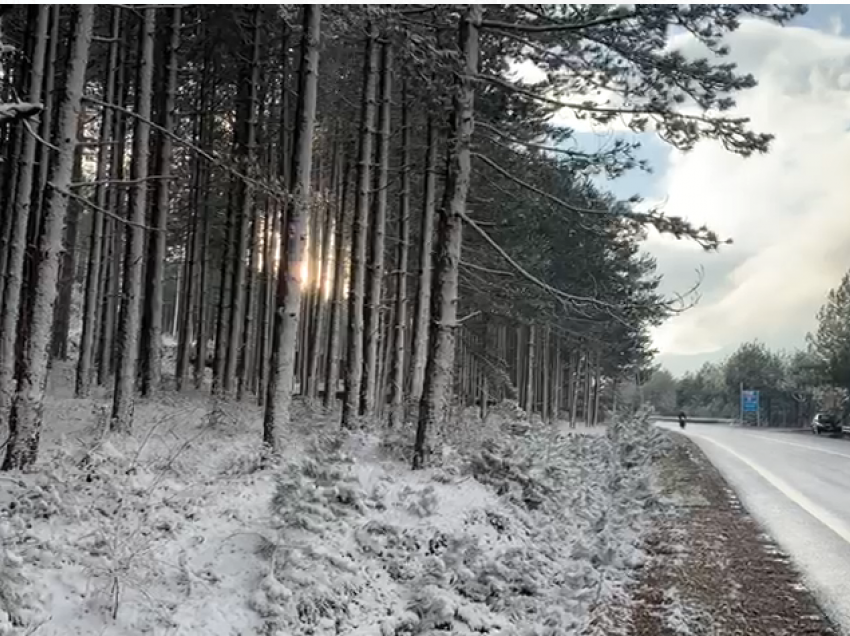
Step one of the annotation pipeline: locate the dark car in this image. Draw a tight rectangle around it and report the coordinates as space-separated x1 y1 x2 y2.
812 412 841 435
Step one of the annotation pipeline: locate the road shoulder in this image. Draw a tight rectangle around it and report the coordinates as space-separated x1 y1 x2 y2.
629 432 837 635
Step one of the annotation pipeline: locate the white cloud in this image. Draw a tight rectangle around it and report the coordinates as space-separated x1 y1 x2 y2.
650 20 850 360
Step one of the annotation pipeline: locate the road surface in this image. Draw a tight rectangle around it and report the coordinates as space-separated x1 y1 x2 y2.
661 421 850 634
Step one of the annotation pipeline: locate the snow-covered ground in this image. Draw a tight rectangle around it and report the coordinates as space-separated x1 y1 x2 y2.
1 373 666 636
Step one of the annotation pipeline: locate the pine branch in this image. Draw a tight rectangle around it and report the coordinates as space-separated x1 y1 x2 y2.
460 260 515 277
82 95 286 201
52 183 163 233
473 151 611 215
473 151 725 248
459 208 612 308
478 73 742 126
481 10 636 33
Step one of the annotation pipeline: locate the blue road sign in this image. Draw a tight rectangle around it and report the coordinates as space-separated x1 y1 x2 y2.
742 390 759 413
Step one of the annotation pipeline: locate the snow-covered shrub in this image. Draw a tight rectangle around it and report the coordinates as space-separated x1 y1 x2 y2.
0 520 46 635
254 411 668 635
255 440 370 633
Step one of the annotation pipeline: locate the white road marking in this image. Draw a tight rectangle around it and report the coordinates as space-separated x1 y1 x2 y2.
689 431 850 546
739 432 850 461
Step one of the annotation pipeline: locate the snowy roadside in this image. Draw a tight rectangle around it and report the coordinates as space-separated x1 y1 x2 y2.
1 392 665 636
629 433 837 636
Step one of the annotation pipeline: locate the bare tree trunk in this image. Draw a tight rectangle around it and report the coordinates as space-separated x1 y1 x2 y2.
193 57 215 391
50 145 82 361
388 81 410 429
341 28 379 429
263 5 321 451
323 155 350 408
542 328 550 422
76 6 120 397
592 351 602 426
408 117 437 404
524 324 535 414
583 352 592 426
550 344 560 421
569 351 579 428
0 5 49 426
258 27 292 405
224 6 261 397
3 6 93 471
176 94 204 390
237 200 261 400
307 146 337 399
111 7 156 433
361 42 392 417
413 6 480 470
141 7 180 396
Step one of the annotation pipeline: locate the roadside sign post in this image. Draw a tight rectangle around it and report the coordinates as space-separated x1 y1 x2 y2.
741 389 759 427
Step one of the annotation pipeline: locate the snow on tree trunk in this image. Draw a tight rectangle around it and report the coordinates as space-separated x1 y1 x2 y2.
341 28 379 429
413 6 481 470
111 7 156 434
76 6 120 398
263 5 321 452
141 7 180 396
2 5 93 471
0 5 49 426
361 42 392 417
388 82 411 429
408 117 438 404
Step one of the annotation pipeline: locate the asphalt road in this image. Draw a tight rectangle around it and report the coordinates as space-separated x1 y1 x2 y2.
660 421 850 634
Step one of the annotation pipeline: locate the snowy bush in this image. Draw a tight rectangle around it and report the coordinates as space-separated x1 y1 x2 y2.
255 412 668 635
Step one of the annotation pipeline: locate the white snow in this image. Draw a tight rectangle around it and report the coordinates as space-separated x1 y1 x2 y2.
0 374 667 636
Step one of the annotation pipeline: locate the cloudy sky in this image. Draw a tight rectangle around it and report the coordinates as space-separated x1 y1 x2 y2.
581 6 850 376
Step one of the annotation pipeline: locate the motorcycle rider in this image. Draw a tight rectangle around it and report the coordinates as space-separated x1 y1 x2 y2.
678 410 687 429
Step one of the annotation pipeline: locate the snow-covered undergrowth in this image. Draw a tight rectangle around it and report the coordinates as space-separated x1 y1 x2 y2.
0 383 667 636
254 407 668 635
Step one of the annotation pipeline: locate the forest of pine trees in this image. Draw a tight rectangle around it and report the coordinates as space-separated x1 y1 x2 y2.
0 5 803 472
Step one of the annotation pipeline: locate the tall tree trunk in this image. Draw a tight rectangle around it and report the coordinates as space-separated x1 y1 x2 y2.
50 145 82 361
76 6 120 397
569 351 580 428
176 69 206 391
224 6 261 397
323 155 350 408
258 26 292 405
341 28 379 429
542 328 550 422
361 42 392 416
140 7 180 395
524 324 535 414
111 7 156 433
193 57 215 390
97 59 127 387
408 116 437 403
413 6 480 470
0 5 49 427
307 146 337 399
550 344 560 421
263 5 321 451
592 351 602 426
237 199 261 400
388 81 410 428
3 6 93 471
